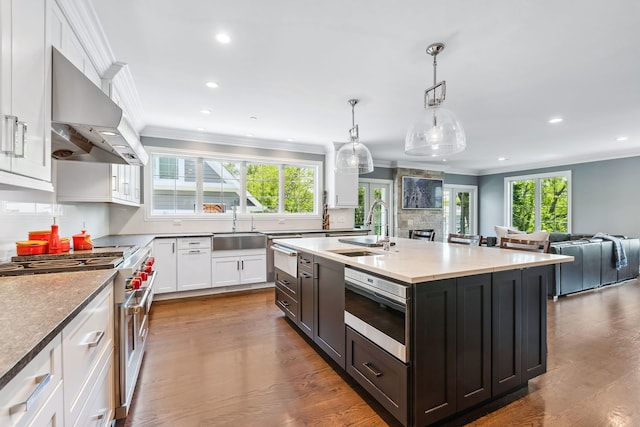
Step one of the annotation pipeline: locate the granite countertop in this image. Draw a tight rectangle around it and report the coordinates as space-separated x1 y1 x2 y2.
0 269 117 388
273 236 574 284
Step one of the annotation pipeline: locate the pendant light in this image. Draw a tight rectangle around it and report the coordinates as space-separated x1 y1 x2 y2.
405 42 466 157
335 99 374 174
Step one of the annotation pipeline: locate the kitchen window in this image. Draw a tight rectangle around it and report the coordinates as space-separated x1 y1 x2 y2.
504 171 571 233
149 152 320 217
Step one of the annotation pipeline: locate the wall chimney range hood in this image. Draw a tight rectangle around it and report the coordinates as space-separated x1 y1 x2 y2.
51 47 148 166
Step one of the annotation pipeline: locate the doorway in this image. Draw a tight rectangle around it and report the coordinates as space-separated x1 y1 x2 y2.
443 184 477 238
355 179 393 236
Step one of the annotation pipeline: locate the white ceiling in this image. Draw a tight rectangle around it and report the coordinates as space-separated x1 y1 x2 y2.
90 0 640 175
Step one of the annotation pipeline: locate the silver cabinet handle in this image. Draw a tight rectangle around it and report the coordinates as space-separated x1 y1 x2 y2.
9 373 51 415
363 362 382 378
15 121 26 158
241 260 244 270
187 249 201 254
236 260 240 270
86 330 105 348
172 242 175 253
2 115 17 154
272 245 297 256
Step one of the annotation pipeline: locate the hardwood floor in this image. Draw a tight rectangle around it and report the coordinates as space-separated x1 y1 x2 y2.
124 280 640 427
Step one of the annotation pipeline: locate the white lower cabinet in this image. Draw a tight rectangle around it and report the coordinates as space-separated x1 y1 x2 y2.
152 238 178 294
25 381 63 427
177 237 212 291
0 282 114 427
0 335 63 427
212 249 267 287
62 284 114 427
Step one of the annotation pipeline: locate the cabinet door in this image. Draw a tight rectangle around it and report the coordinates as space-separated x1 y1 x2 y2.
413 279 457 426
298 268 315 339
1 0 50 182
153 239 177 294
491 269 522 395
522 266 549 380
0 0 12 173
212 256 240 287
332 170 358 208
314 256 345 368
456 274 491 410
177 249 211 291
239 254 266 284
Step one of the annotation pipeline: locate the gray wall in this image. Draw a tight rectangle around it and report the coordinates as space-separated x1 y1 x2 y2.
479 156 640 238
444 173 478 186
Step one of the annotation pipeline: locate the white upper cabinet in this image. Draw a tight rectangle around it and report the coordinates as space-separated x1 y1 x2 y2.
0 0 53 191
325 144 358 208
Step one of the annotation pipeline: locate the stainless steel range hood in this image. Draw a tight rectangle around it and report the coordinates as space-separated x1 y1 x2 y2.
51 47 148 166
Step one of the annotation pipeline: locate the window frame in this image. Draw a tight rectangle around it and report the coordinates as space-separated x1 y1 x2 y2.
145 146 322 220
504 170 572 233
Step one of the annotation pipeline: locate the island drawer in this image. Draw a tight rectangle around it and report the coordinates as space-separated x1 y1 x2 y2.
275 268 298 299
275 287 298 322
298 252 313 272
346 327 408 426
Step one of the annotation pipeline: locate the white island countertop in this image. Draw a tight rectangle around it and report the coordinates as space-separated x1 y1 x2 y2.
273 236 573 284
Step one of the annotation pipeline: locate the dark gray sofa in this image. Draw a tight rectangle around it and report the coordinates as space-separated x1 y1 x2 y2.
549 233 640 297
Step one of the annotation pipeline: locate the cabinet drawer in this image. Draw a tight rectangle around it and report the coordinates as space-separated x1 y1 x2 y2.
346 327 408 426
0 335 62 427
298 252 313 272
74 348 113 427
275 287 298 323
275 269 298 299
63 286 113 424
177 237 211 250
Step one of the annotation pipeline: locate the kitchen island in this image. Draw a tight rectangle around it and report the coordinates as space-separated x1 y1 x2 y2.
272 236 573 426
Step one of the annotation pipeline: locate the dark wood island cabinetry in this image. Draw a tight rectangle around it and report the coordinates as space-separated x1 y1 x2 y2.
273 237 570 426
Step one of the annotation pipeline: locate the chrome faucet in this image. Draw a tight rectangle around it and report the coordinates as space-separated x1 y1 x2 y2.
232 206 237 233
365 199 391 250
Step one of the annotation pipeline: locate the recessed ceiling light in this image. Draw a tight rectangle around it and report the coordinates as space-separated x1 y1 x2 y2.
246 133 253 137
112 145 126 149
100 131 118 136
498 157 507 161
548 117 563 124
200 109 211 115
287 138 294 142
197 127 205 131
216 33 231 44
205 82 218 89
616 136 629 141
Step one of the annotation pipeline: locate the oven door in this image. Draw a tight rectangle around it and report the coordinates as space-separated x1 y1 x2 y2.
344 278 410 363
118 282 153 416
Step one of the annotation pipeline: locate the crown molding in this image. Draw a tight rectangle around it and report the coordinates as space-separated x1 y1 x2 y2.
54 0 146 131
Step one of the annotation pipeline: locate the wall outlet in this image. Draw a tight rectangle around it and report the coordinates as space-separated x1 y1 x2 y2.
337 215 345 223
278 218 285 224
173 219 182 226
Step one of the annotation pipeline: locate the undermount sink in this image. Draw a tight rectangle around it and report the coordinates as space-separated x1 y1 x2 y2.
338 236 396 248
328 249 382 257
212 232 266 251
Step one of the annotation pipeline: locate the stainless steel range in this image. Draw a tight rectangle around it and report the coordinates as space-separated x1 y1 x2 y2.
112 244 156 419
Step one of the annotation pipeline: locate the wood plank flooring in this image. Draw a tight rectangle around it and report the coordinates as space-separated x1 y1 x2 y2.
123 279 640 427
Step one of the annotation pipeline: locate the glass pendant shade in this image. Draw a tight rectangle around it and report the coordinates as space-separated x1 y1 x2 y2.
336 141 374 174
405 105 466 157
